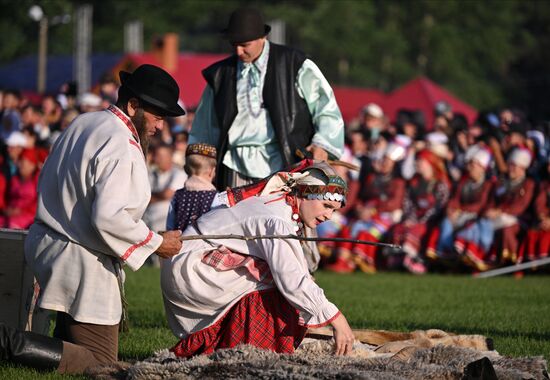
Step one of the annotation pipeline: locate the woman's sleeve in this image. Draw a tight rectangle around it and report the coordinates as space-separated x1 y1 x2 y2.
256 218 340 327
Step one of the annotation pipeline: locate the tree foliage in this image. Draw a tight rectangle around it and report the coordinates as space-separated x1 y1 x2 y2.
0 0 549 120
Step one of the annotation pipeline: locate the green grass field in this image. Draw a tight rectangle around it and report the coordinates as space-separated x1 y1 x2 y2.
2 267 549 378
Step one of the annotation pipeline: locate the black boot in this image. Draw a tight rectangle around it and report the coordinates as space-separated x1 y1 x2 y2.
0 323 62 371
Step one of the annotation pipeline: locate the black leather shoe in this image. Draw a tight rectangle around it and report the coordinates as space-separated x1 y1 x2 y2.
0 323 62 371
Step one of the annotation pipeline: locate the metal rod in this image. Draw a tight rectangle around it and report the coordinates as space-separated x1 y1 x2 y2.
473 257 550 278
179 234 401 249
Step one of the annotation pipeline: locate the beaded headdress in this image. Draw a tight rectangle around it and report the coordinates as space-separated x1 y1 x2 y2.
186 143 217 159
224 159 348 207
264 161 348 206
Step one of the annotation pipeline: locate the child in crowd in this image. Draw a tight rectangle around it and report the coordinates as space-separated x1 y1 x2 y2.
166 143 218 232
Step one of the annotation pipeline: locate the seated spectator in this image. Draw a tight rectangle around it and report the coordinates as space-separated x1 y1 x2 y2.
327 143 406 273
78 93 103 113
0 155 7 215
1 89 22 142
21 104 49 143
432 100 453 136
391 150 450 274
316 146 361 263
143 143 187 235
171 130 189 169
41 95 63 133
486 147 535 265
522 156 550 261
5 131 28 176
0 148 40 229
434 145 494 271
359 103 385 140
166 143 218 232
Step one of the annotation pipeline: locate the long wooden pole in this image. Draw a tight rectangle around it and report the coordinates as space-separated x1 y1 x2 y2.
179 234 402 250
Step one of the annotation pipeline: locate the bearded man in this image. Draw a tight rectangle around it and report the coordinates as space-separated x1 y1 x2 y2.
0 64 184 374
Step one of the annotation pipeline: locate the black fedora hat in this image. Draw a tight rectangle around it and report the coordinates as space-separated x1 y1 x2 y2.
222 7 271 43
119 64 185 117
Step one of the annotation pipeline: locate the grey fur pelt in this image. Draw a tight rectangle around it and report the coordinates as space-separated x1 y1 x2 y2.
87 339 548 380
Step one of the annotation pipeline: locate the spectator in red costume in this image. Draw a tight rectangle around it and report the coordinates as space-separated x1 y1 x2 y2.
327 143 406 273
433 145 494 271
0 148 40 229
391 150 450 274
522 156 550 261
486 147 535 265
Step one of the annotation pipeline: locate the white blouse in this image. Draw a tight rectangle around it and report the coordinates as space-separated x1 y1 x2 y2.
161 193 339 338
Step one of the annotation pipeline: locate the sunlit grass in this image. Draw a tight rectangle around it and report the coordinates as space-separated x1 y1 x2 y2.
2 267 548 379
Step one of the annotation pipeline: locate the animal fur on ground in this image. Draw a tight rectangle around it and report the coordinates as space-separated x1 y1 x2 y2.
86 330 548 380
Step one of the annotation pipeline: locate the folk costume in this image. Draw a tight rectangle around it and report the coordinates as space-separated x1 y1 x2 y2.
329 143 406 273
488 148 535 265
166 143 219 232
161 162 347 357
522 179 550 261
11 64 186 374
391 150 450 274
190 9 344 189
435 146 494 271
0 149 40 229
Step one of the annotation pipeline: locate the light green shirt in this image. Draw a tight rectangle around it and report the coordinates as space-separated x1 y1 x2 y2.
190 40 344 179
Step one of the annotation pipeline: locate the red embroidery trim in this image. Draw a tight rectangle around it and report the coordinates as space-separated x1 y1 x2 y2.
122 230 154 260
128 139 141 150
302 310 341 328
107 105 140 143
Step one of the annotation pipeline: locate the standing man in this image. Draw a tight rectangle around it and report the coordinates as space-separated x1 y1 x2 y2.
1 64 184 374
190 7 344 190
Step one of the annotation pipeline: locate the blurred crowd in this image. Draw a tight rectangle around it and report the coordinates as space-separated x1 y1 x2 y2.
1 79 548 275
318 102 549 274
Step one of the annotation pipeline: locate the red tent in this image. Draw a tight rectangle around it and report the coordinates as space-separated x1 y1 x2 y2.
384 77 478 130
332 86 385 124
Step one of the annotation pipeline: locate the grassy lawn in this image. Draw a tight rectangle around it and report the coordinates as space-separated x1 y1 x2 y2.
2 267 549 378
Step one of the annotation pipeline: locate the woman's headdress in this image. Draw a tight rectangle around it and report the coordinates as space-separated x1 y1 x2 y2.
225 159 348 206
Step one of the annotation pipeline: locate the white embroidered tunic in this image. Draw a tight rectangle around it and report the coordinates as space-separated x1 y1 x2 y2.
161 193 340 338
24 106 162 325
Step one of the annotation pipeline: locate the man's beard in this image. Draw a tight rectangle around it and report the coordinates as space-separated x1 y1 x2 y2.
132 108 149 156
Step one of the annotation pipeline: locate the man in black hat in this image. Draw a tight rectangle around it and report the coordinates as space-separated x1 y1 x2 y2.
190 7 344 190
0 64 185 374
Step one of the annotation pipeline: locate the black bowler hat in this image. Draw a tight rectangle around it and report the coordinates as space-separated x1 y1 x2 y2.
119 64 185 117
222 7 271 43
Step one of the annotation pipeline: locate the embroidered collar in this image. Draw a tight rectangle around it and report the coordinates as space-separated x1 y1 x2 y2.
107 105 140 144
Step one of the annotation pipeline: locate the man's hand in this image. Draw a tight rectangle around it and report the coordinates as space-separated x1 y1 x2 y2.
305 144 329 161
155 230 183 259
331 313 355 356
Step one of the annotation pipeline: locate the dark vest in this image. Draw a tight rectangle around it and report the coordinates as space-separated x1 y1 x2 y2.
202 42 315 183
